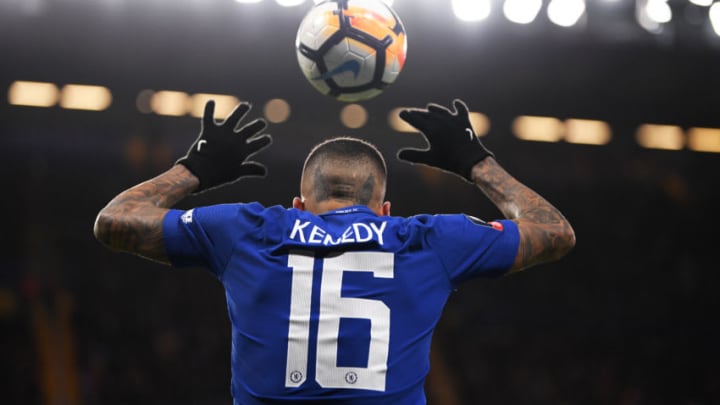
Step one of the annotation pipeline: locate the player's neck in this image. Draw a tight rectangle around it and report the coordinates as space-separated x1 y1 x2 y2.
307 199 389 217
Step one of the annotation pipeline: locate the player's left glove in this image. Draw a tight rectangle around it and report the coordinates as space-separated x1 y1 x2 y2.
176 100 272 193
397 99 494 182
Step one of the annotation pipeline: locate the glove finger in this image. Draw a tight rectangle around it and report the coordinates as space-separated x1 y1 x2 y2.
237 163 267 178
225 102 252 128
245 134 272 156
237 118 267 138
397 148 432 165
399 109 432 128
452 99 470 118
202 100 217 129
426 103 452 116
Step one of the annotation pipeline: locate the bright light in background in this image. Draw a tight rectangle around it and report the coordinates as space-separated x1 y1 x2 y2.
313 0 393 3
388 108 415 132
190 94 241 119
8 81 59 107
689 0 713 6
564 119 612 145
143 91 242 118
388 107 490 135
636 124 684 150
136 89 154 114
151 90 190 117
452 0 491 22
687 127 720 152
636 0 672 33
60 84 112 111
513 116 565 142
275 0 306 6
468 112 490 136
264 98 291 123
548 0 586 27
504 0 542 24
710 2 720 36
646 0 672 23
340 104 368 129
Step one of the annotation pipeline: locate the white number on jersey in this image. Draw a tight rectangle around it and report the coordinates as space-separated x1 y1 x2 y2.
285 251 393 391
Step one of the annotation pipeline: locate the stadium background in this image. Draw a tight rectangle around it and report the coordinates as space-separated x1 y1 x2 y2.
1 0 719 403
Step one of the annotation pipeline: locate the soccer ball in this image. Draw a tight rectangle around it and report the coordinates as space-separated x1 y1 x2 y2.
295 0 407 102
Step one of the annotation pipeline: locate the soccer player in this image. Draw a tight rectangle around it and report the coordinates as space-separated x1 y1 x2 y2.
94 99 575 404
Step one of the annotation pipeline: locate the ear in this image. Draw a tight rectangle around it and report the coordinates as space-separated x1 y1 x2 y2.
292 197 305 211
381 201 391 216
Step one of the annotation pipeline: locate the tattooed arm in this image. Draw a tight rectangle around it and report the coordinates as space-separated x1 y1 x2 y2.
470 157 575 273
93 165 199 264
94 101 272 264
396 99 573 273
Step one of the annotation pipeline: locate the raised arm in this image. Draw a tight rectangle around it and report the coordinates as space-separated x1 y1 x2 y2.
470 157 574 272
93 100 272 264
397 99 575 274
93 165 199 264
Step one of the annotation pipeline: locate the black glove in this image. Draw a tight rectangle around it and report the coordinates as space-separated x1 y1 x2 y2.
397 99 494 182
176 100 272 193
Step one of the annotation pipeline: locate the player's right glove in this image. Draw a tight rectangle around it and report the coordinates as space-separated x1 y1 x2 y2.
176 100 272 193
397 99 494 182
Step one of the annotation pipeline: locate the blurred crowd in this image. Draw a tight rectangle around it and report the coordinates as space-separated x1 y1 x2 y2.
1 130 718 405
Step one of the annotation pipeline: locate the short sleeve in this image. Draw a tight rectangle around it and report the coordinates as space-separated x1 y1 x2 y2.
162 202 266 276
426 215 519 284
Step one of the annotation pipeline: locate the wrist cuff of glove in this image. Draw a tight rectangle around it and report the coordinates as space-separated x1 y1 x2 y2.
456 148 495 182
176 158 211 193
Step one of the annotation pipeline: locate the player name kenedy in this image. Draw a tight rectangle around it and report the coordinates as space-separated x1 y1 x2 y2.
289 219 387 246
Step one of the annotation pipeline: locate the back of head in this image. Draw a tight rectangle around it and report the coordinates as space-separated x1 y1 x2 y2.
301 137 387 208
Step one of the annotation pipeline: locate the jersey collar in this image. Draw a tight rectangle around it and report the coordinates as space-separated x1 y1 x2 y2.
320 205 377 217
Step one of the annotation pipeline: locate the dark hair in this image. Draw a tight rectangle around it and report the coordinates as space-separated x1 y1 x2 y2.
302 137 387 204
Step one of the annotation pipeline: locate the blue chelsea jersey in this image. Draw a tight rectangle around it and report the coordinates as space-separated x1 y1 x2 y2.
163 203 519 404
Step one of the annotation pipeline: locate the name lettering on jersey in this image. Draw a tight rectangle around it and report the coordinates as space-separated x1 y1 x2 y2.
289 219 387 246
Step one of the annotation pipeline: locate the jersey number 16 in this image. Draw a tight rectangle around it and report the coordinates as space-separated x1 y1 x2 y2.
285 251 393 392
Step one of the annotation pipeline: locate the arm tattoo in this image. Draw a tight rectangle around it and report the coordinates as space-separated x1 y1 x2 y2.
94 165 199 264
471 158 575 272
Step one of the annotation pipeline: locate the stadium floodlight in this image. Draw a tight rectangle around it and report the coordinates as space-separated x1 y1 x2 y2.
190 94 241 119
311 0 394 3
150 91 190 117
452 0 491 22
340 104 368 129
636 124 684 150
547 0 586 27
564 119 612 145
276 0 306 6
636 0 672 33
503 0 542 24
60 84 112 111
646 0 672 23
688 127 720 153
264 99 292 124
512 116 565 142
689 0 713 6
711 2 720 36
8 81 59 108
